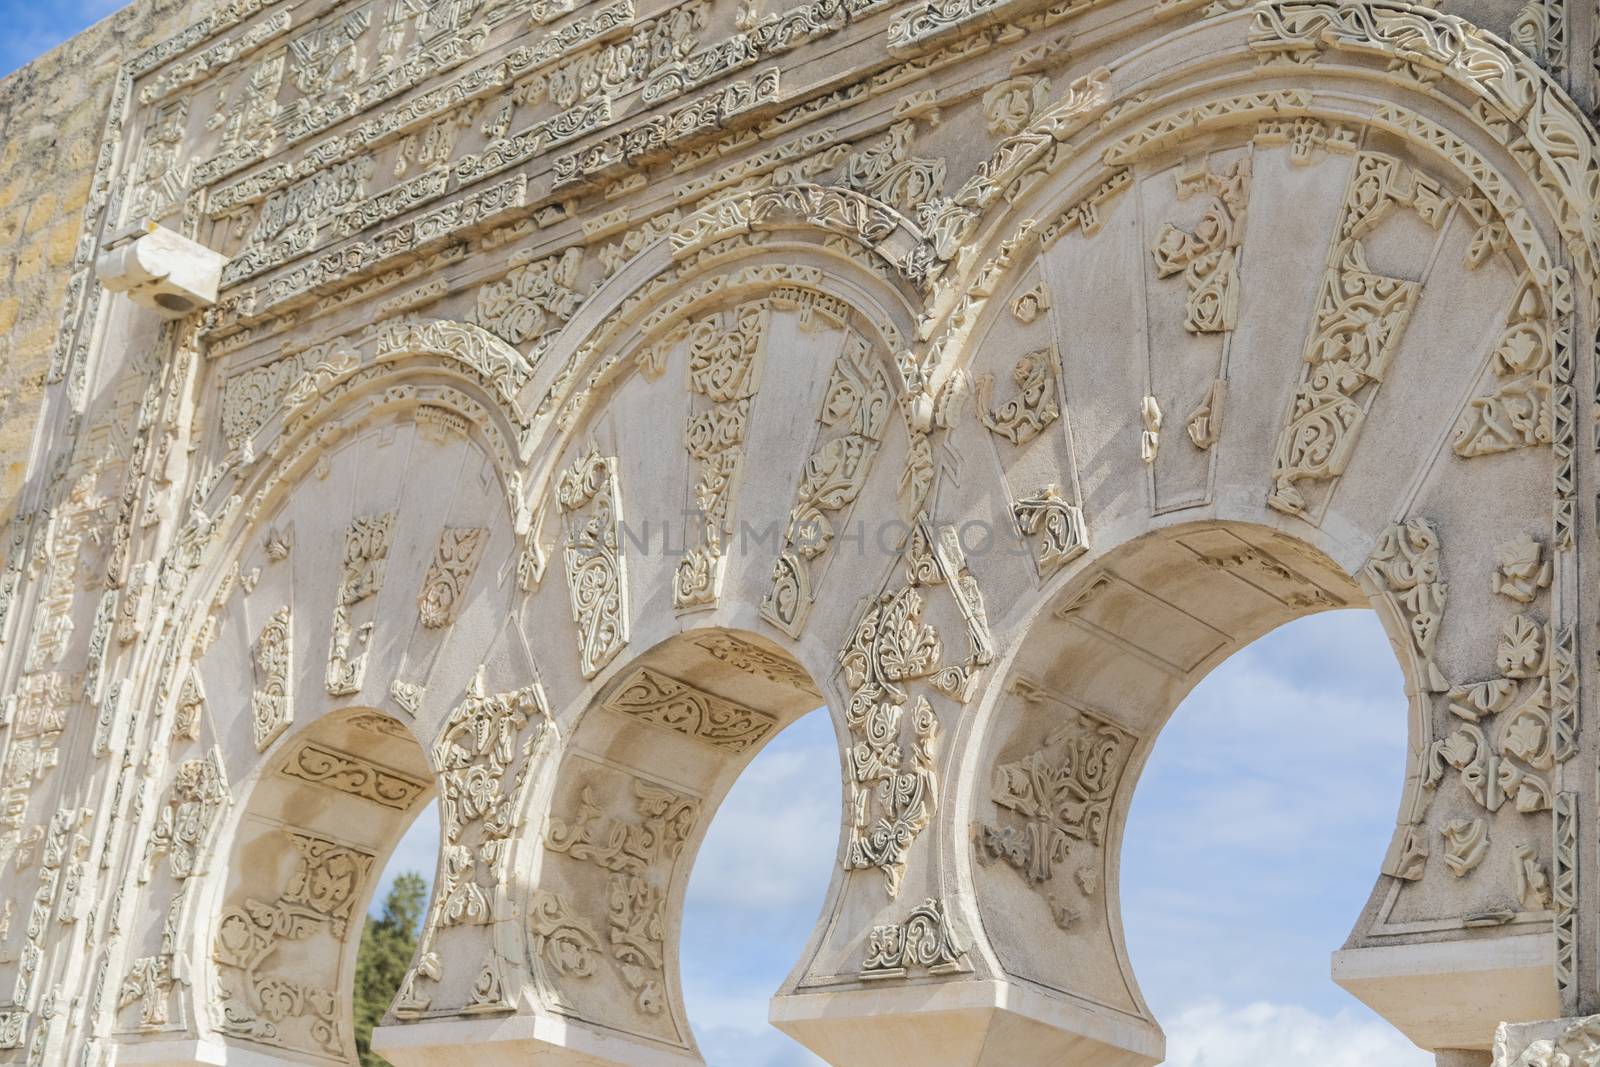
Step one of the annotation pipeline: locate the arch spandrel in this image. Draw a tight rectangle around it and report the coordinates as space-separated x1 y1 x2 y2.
5 0 1600 1065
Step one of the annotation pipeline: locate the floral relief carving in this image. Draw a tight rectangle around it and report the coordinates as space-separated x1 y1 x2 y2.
557 450 630 679
142 751 230 883
976 348 1060 446
527 889 602 1007
860 898 970 979
545 773 700 1015
602 666 778 753
978 707 1134 928
983 77 1050 137
278 740 430 810
1150 155 1251 334
249 606 294 752
326 512 397 696
394 675 552 1018
118 955 178 1031
1364 519 1449 693
172 667 206 744
836 520 991 899
1011 484 1087 577
1493 533 1551 604
677 305 769 612
1454 277 1554 458
1428 606 1565 823
690 632 818 692
467 247 584 349
212 829 375 1057
763 334 891 637
841 119 945 219
1268 152 1441 517
418 527 489 629
1440 817 1489 876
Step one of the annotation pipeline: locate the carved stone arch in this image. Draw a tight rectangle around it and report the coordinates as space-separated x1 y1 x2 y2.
170 707 435 1065
735 7 1589 1064
100 319 554 1063
525 206 926 454
375 626 831 1065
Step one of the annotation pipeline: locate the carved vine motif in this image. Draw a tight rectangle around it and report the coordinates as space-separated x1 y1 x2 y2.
1454 276 1554 458
118 954 178 1031
467 247 584 349
278 740 430 811
1429 614 1558 816
142 751 230 882
976 348 1060 446
394 676 551 1018
250 607 294 752
602 666 778 753
1440 817 1488 876
763 335 891 637
544 775 700 1014
840 119 945 220
690 632 818 692
860 898 970 979
212 829 375 1057
977 709 1133 929
1150 155 1251 334
526 889 602 1009
326 512 397 696
1364 519 1448 693
1011 484 1087 577
1268 152 1441 517
837 521 992 898
171 668 206 744
677 305 770 612
1494 533 1551 604
557 450 629 678
418 527 489 629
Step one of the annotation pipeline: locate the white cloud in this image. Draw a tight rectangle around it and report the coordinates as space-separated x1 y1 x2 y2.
1162 999 1431 1067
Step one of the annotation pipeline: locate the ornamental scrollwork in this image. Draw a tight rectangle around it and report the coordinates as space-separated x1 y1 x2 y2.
556 450 630 679
394 674 553 1018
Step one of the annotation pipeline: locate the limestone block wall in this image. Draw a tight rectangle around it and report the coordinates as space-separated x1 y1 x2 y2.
0 0 209 516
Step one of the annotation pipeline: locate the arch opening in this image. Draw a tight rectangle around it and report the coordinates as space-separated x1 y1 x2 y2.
1119 609 1422 1067
972 520 1390 1064
678 705 839 1066
527 628 833 1066
205 708 438 1065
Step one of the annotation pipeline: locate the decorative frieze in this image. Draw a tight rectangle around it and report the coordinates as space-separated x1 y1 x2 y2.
602 666 778 753
279 740 430 810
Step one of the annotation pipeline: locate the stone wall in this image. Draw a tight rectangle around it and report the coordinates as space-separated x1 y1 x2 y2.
0 0 206 515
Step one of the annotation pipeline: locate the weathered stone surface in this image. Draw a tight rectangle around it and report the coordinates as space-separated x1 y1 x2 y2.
0 0 1598 1063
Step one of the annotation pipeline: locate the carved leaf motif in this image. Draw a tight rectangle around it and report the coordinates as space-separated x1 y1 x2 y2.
977 349 1060 445
418 527 488 629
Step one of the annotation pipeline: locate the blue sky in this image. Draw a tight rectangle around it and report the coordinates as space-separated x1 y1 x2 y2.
373 609 1430 1067
0 0 125 77
2 11 1427 1064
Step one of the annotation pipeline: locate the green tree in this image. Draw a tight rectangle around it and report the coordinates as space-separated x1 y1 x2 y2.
353 873 428 1067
